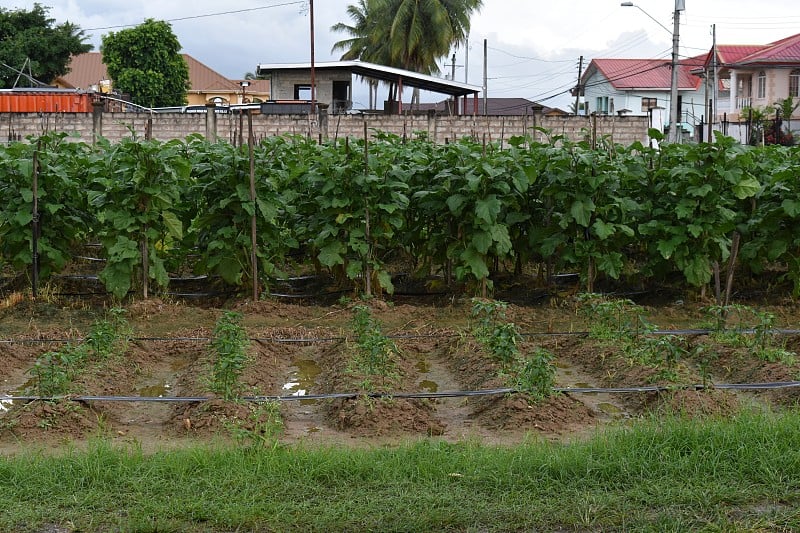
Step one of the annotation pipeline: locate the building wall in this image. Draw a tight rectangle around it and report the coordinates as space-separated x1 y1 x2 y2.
1 110 650 147
270 70 351 105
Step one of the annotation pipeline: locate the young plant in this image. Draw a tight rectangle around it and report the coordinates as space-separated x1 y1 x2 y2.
751 309 796 364
84 308 131 359
347 305 399 391
577 294 655 342
629 335 688 383
223 401 284 448
705 304 796 363
471 299 521 367
29 350 74 397
209 311 251 400
703 304 750 347
471 299 554 401
507 348 556 401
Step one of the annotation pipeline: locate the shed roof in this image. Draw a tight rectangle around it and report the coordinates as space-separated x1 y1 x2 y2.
256 60 481 97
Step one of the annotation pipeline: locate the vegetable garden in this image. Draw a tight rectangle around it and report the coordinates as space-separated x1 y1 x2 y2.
2 129 800 450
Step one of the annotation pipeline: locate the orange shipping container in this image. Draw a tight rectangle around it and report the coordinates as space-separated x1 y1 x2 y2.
0 90 94 113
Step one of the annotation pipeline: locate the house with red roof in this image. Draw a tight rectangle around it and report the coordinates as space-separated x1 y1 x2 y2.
580 32 800 139
578 56 704 136
700 33 800 122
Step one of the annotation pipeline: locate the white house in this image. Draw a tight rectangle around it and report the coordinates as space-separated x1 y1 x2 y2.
579 57 703 137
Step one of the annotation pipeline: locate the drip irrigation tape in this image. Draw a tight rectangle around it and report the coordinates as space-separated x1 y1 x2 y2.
5 381 800 404
4 329 800 345
252 336 343 344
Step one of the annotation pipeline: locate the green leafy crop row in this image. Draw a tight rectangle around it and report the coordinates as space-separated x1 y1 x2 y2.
2 130 800 298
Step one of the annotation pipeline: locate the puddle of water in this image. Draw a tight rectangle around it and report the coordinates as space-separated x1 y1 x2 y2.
138 384 171 397
0 394 12 412
573 382 597 394
598 402 624 416
170 356 193 372
415 358 431 373
282 359 321 400
419 380 438 393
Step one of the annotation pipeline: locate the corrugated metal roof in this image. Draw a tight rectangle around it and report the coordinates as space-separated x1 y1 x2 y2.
257 60 481 97
585 58 700 91
735 33 800 65
415 97 567 116
715 45 764 65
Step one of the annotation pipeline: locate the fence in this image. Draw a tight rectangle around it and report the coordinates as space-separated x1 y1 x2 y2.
2 106 650 146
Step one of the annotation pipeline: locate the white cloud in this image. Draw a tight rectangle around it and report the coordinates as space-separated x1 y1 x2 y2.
2 0 799 109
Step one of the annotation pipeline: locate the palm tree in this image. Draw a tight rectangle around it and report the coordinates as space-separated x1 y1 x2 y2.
388 0 480 74
331 0 390 109
332 0 483 109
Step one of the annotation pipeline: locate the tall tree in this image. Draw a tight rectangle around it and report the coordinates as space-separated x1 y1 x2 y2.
0 3 92 88
101 19 189 108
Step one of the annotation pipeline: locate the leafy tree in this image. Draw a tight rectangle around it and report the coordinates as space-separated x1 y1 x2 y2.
101 19 189 108
0 3 92 88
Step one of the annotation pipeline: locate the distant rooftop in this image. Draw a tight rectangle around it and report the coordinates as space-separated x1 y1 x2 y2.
256 60 481 97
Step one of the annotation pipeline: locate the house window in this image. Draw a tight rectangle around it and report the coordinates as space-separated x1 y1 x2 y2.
595 96 609 114
757 71 766 99
790 70 800 98
293 84 311 100
641 97 658 112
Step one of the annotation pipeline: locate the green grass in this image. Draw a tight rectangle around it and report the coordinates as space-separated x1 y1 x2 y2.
2 409 800 532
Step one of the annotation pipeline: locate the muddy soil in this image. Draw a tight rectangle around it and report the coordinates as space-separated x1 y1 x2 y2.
2 293 799 453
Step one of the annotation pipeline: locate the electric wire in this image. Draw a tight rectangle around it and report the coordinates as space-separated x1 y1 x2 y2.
82 1 306 31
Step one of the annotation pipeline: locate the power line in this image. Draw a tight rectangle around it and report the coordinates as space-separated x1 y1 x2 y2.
487 46 573 64
83 1 306 31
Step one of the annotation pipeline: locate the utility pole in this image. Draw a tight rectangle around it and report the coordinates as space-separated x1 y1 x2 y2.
575 55 584 115
309 0 316 115
451 53 457 114
668 0 684 143
465 32 469 83
483 39 488 115
711 23 717 140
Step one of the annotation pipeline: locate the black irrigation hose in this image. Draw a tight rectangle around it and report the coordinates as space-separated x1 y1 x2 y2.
4 381 800 404
4 328 800 345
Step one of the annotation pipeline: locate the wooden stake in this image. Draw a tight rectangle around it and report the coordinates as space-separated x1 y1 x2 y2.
724 232 741 307
363 120 372 297
31 141 40 298
248 110 259 300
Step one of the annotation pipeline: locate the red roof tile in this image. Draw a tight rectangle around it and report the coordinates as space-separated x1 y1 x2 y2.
586 58 700 91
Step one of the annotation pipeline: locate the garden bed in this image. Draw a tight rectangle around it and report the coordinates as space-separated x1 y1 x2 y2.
1 293 799 453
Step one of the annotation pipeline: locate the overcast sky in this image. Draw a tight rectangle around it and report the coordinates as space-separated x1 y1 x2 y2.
3 0 799 109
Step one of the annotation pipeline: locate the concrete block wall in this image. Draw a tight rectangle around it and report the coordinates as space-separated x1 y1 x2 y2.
1 111 650 147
